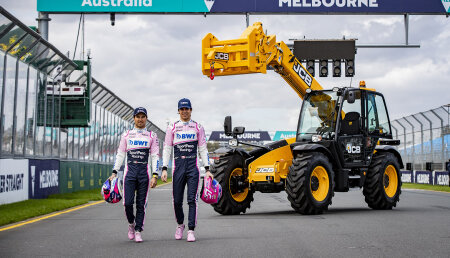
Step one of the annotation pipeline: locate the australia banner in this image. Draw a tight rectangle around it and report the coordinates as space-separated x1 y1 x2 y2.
37 0 449 14
273 131 296 141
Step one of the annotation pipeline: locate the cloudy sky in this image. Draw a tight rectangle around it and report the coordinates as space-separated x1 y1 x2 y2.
2 1 449 133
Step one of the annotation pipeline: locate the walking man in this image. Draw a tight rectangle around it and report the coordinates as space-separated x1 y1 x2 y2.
161 98 213 242
110 107 160 242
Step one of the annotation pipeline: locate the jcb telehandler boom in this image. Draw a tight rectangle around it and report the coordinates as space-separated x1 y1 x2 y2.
202 22 403 215
202 22 322 98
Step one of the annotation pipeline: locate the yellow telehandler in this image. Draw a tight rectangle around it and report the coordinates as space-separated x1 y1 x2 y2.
202 22 403 215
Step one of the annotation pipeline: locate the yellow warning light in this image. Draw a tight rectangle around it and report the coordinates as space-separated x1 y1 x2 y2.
359 81 366 87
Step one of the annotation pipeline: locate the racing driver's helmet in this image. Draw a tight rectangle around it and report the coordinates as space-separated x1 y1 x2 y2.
102 177 123 204
200 176 222 204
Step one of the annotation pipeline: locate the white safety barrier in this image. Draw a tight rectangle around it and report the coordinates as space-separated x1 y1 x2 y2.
0 159 29 205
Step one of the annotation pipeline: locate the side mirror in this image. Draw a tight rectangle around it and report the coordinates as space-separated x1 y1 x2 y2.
224 116 232 136
233 126 245 135
347 91 355 104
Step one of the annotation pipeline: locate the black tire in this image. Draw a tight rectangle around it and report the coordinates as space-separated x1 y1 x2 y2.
211 153 254 215
363 152 402 209
286 152 335 215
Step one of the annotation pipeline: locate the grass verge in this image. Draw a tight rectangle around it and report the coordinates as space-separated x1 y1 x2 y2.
0 178 171 227
402 183 450 193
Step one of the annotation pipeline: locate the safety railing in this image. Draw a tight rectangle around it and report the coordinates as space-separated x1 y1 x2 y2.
391 105 450 171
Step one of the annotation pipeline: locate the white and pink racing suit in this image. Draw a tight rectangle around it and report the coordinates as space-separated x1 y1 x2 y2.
113 128 159 232
162 120 209 231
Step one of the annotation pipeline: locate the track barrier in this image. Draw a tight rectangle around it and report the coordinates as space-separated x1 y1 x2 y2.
0 159 114 205
401 170 449 186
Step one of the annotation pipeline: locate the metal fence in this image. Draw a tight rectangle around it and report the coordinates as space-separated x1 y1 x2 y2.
0 7 164 163
391 105 450 171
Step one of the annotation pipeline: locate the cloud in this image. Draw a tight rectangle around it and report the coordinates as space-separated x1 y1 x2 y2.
2 2 449 133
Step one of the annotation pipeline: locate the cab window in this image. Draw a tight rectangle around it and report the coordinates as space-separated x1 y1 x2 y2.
366 92 391 136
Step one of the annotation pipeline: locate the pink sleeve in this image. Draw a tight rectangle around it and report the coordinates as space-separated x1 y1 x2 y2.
113 131 128 171
162 124 175 168
117 130 128 153
150 132 159 155
197 124 207 147
164 124 175 147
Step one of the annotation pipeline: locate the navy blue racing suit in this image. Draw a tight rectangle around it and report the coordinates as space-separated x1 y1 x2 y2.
162 120 209 231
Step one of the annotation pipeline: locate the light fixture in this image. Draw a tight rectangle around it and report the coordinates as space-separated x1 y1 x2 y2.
228 138 238 147
319 59 328 77
345 59 354 77
306 59 315 77
333 59 341 77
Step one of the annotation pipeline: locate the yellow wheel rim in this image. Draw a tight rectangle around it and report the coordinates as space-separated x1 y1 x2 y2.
310 166 330 202
384 165 398 198
228 168 248 202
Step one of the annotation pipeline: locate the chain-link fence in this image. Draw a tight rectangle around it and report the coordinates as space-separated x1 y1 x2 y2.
391 105 450 171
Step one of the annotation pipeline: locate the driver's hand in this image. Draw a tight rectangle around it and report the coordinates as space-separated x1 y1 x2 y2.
108 173 117 181
150 177 157 188
161 170 168 182
205 171 214 180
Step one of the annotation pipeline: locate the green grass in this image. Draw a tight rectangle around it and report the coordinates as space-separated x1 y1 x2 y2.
402 183 450 193
0 178 172 227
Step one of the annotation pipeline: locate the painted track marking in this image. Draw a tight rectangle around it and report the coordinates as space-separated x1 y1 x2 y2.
0 181 173 232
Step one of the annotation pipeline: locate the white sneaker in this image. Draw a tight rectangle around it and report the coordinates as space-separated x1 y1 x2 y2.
128 223 135 240
187 230 195 242
135 231 143 242
175 224 185 240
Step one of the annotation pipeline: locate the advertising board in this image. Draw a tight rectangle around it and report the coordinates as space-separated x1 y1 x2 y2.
0 159 29 205
29 159 60 199
415 171 432 184
400 170 414 183
434 171 449 186
209 131 271 142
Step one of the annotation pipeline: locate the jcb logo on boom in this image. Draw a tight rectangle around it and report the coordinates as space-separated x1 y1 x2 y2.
214 52 229 61
293 60 312 87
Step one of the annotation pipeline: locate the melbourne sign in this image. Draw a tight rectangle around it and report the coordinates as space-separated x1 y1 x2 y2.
29 159 60 199
0 159 29 205
37 0 448 14
415 171 432 184
400 171 414 183
209 131 271 142
434 171 449 186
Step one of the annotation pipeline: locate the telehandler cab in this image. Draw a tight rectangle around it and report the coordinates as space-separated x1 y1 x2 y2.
202 22 403 215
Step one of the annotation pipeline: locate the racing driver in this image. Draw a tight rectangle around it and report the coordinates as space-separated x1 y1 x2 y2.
110 107 160 243
161 98 213 242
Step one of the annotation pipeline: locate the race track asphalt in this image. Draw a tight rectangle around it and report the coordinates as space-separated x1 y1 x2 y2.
0 183 449 258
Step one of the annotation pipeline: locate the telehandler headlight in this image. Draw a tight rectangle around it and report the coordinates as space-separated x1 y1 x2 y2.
229 138 238 147
312 135 322 142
